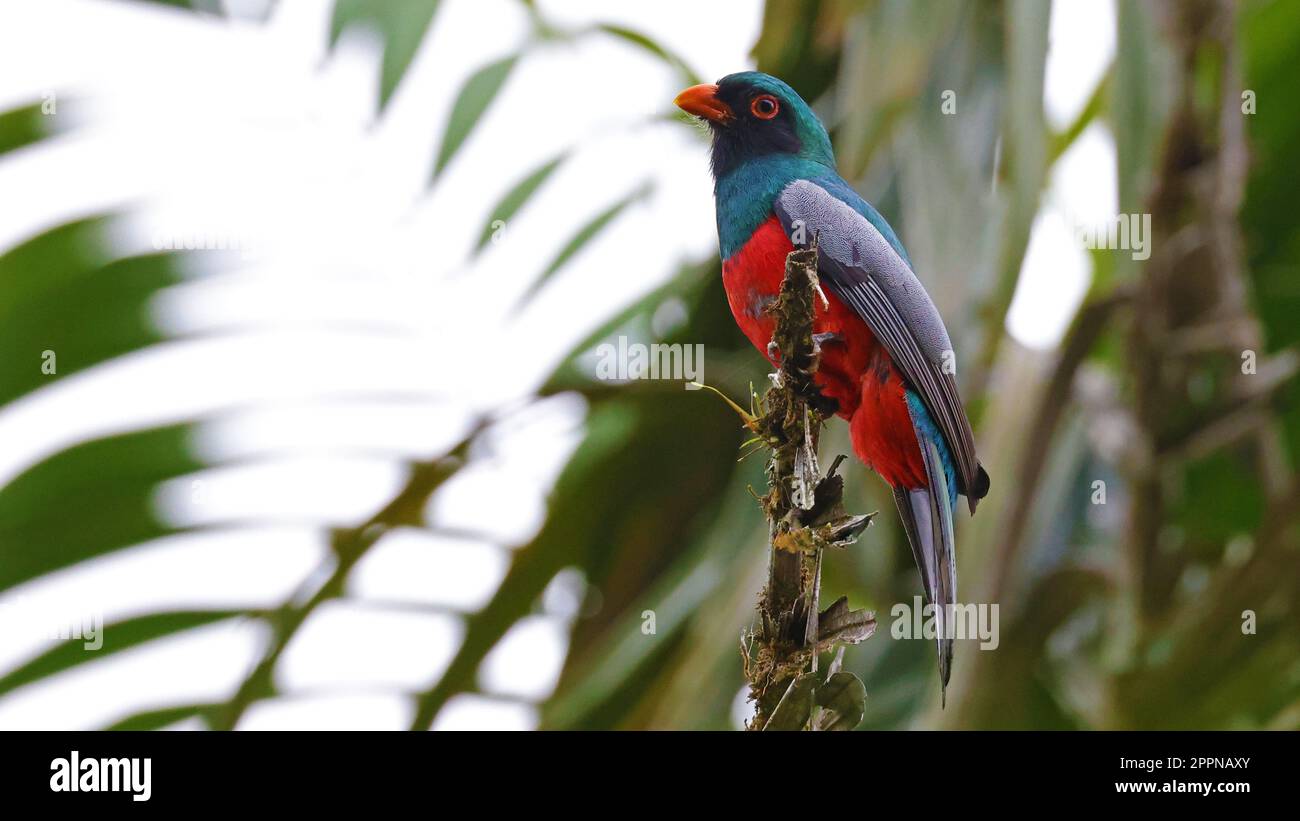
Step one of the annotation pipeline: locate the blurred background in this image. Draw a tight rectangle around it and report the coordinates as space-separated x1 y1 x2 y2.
0 0 1296 730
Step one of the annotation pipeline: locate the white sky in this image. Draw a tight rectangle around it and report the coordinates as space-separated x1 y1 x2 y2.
1007 0 1118 349
0 0 1114 729
0 0 758 731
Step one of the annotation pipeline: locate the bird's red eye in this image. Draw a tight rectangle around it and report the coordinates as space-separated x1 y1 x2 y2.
751 94 779 120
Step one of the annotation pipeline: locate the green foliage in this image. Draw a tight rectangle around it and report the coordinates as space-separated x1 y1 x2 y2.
595 24 703 86
331 0 441 111
432 54 518 178
515 183 653 309
3 0 1297 732
0 424 203 593
473 152 568 256
0 221 185 405
0 6 744 729
0 611 241 698
0 101 54 156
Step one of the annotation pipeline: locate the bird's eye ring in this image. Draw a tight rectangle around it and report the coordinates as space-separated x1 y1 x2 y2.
751 94 779 120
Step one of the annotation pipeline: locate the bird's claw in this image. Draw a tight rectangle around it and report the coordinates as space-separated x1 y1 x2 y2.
768 335 840 417
788 366 838 417
811 331 842 351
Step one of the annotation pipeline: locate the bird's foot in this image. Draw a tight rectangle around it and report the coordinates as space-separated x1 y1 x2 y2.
812 331 842 349
767 335 840 418
797 381 838 418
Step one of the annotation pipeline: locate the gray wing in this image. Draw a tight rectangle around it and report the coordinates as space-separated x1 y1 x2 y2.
775 179 989 513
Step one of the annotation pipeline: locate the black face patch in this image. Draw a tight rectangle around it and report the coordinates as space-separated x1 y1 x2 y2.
708 79 803 180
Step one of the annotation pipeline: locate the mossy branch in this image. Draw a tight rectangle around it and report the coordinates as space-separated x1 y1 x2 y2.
208 425 484 731
744 242 876 731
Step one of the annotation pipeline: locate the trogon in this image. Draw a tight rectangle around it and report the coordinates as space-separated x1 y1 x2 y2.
676 72 990 697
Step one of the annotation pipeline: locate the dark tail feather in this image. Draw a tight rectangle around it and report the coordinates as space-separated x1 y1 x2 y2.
892 437 957 703
966 462 991 515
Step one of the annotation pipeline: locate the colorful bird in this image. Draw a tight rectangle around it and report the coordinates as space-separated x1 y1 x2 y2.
676 72 990 698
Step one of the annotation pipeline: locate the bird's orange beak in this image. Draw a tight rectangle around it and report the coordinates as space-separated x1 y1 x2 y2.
674 84 732 124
